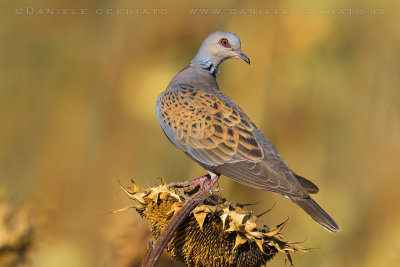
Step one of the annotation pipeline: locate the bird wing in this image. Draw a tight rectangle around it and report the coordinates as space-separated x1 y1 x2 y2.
157 84 307 197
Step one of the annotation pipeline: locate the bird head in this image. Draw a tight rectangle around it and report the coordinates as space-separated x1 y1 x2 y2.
191 31 250 75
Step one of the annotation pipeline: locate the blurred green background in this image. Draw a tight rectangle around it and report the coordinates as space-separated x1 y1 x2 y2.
1 0 399 266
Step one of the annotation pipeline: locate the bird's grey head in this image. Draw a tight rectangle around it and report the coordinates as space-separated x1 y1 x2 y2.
190 31 250 77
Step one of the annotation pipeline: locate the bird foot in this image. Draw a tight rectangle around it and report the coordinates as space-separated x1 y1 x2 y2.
203 173 220 191
169 173 220 191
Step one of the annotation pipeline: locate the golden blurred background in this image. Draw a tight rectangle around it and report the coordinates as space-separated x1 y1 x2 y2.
1 0 399 266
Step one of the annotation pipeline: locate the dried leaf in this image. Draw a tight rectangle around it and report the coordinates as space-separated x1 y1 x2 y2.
255 239 265 254
167 202 183 216
220 213 229 229
233 233 248 249
229 211 247 224
111 206 134 214
244 219 257 232
226 222 239 232
193 211 208 230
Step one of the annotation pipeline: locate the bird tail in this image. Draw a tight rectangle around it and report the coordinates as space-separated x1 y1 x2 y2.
291 196 341 232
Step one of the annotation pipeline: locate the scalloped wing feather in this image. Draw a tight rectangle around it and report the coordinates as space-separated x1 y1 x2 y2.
156 85 308 197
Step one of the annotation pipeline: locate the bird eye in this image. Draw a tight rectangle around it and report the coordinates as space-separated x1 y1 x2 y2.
219 38 230 48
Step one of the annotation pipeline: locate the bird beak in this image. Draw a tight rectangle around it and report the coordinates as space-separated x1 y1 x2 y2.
233 49 250 65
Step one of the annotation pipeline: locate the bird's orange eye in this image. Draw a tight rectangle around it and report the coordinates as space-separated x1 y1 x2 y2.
219 38 230 47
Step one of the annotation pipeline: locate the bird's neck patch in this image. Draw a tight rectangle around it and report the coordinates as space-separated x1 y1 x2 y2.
191 58 218 77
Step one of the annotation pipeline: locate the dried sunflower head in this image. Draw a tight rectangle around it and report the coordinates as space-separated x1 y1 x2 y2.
123 180 309 267
0 197 33 267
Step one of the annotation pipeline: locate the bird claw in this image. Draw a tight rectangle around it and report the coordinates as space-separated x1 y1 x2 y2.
169 174 211 191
